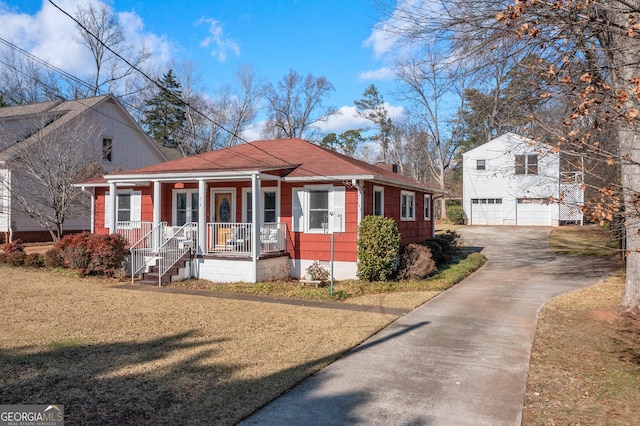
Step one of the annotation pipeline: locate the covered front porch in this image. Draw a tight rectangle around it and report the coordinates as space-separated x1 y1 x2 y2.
97 168 291 284
115 220 288 285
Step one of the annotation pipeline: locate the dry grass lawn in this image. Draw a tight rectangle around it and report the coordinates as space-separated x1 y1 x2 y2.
0 267 397 425
524 272 640 425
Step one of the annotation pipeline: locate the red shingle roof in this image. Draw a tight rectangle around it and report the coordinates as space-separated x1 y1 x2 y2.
108 138 435 191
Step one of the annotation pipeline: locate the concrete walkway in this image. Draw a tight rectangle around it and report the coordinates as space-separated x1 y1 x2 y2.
240 226 620 425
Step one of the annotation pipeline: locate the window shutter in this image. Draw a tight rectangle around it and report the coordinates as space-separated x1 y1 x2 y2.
329 186 345 232
292 188 304 232
104 191 111 228
131 191 142 222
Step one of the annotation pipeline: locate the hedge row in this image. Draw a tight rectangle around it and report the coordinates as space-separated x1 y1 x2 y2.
0 233 127 277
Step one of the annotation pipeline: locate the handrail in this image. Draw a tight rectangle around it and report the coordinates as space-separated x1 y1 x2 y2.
156 222 197 286
129 222 166 285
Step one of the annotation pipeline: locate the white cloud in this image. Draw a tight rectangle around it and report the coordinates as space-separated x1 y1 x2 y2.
362 22 397 59
0 0 174 85
359 67 395 81
316 104 405 135
197 18 240 63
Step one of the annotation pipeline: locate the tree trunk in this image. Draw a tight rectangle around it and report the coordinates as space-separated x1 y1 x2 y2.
607 1 640 314
620 126 640 314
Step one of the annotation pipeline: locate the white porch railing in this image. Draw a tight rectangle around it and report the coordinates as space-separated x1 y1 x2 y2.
207 222 253 255
260 222 287 253
206 222 287 255
115 221 153 246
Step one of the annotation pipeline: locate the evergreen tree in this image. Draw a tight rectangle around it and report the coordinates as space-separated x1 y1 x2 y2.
143 70 186 149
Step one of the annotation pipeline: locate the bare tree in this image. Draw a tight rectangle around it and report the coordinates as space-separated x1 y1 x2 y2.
0 116 102 241
395 49 467 219
74 3 151 96
377 0 640 313
262 70 338 141
174 63 261 155
0 46 63 104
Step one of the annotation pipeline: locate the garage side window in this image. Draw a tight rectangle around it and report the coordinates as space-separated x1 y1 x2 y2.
515 154 538 175
476 159 486 171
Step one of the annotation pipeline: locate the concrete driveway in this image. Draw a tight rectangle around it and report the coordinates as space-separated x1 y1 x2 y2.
240 226 620 425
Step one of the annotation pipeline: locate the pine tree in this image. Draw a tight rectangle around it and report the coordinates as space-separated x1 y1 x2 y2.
143 70 186 149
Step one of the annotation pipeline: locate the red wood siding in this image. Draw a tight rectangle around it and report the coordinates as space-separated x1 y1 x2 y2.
281 183 358 263
362 181 434 246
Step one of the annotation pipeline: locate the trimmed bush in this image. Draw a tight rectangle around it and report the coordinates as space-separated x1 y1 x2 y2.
56 232 127 276
3 239 25 254
44 248 65 269
6 251 26 267
397 243 437 280
357 215 401 282
24 253 45 268
447 204 465 224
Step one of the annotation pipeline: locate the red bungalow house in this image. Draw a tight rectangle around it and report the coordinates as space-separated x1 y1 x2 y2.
79 138 440 284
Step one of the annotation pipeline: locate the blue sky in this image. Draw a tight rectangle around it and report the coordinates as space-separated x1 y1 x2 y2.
0 0 405 137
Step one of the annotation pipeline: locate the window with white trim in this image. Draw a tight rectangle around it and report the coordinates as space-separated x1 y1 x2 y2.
515 154 538 175
476 159 486 171
174 189 199 226
424 194 431 220
104 190 141 227
373 186 384 216
401 191 415 221
292 185 345 233
244 189 278 223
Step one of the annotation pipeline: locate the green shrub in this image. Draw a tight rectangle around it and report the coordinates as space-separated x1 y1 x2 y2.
357 215 401 281
3 239 25 254
447 204 465 224
24 253 45 268
397 243 437 280
43 248 65 269
6 251 26 267
56 232 127 276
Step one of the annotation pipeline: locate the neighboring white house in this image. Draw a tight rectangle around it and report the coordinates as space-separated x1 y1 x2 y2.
0 94 174 242
462 133 583 226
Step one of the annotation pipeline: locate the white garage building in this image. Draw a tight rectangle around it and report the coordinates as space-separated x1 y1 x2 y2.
462 133 583 226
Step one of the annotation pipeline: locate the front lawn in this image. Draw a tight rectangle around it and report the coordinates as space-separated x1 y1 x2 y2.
0 267 396 425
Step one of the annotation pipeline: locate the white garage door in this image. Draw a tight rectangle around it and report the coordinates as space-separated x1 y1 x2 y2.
471 198 503 225
516 198 551 226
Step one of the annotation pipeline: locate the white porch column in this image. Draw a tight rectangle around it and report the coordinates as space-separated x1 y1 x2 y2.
198 178 207 255
251 173 261 282
108 182 117 234
153 180 161 228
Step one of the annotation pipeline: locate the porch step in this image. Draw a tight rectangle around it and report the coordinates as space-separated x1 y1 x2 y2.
139 253 191 285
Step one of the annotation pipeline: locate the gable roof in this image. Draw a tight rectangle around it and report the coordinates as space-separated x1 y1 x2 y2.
0 94 169 162
462 132 554 158
103 138 440 193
